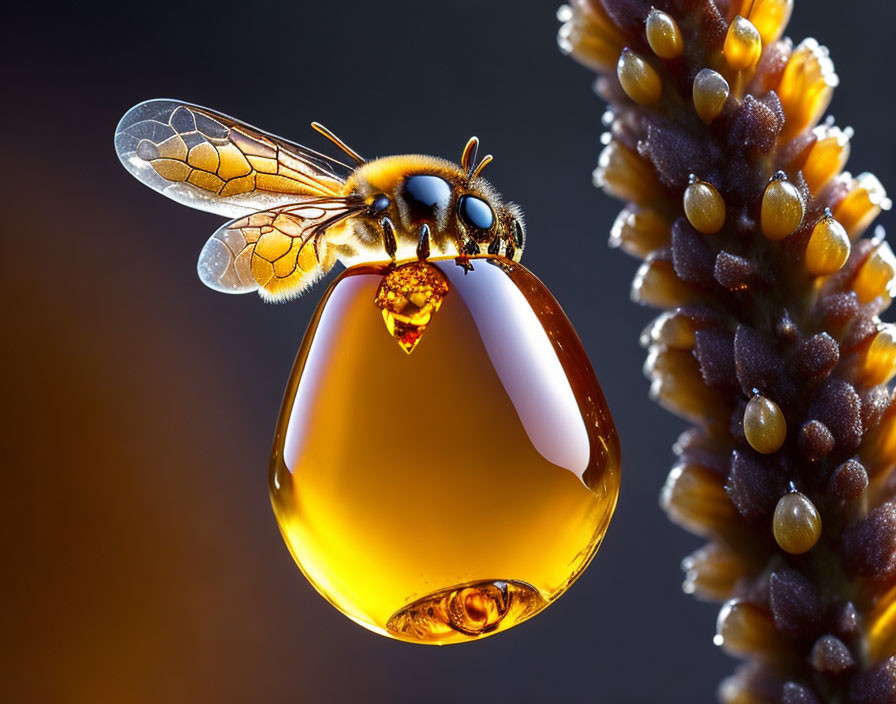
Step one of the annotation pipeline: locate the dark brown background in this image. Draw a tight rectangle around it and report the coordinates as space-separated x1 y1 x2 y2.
3 1 894 701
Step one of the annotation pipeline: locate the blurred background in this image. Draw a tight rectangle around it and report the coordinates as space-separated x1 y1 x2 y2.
3 1 894 701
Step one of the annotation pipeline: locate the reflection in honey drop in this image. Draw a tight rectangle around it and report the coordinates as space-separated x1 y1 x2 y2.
270 256 620 644
373 261 449 353
386 579 546 643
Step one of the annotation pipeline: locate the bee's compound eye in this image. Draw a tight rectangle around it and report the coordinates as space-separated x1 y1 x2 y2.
458 195 495 231
370 194 391 213
403 175 453 209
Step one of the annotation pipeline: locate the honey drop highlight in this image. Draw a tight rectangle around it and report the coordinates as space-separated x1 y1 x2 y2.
270 257 621 644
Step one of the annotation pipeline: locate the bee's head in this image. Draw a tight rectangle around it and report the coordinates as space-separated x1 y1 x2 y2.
454 136 525 260
455 190 525 260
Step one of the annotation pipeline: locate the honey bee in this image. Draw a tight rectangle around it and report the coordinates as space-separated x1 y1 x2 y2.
115 100 525 301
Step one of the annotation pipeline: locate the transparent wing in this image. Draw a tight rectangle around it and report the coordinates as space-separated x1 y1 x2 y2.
114 100 354 218
198 199 363 301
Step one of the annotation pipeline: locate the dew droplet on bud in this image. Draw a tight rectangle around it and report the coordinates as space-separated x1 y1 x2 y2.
684 179 726 234
744 394 787 454
715 599 781 657
805 213 850 275
761 176 805 240
773 492 822 554
646 8 683 59
616 49 662 105
724 16 762 71
693 69 729 122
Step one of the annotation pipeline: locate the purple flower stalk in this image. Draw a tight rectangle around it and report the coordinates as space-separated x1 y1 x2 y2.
558 1 896 701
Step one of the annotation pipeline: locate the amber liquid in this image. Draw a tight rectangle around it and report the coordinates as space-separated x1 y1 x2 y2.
270 257 620 644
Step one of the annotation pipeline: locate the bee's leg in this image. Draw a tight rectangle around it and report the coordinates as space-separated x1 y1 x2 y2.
416 223 431 261
381 216 397 262
504 238 516 262
461 238 481 257
453 237 477 273
487 234 502 256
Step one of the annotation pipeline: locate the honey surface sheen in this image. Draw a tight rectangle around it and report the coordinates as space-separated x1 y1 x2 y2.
270 256 620 644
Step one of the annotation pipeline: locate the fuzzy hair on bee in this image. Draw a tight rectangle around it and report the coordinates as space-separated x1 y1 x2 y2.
115 99 525 302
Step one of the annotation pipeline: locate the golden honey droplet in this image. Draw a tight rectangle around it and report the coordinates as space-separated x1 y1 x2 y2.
692 68 729 123
773 491 822 554
744 395 787 454
616 49 662 106
745 0 794 44
724 16 762 72
684 179 726 234
805 213 850 275
853 241 896 304
373 261 449 354
645 8 683 59
862 325 896 386
760 176 805 240
270 257 621 644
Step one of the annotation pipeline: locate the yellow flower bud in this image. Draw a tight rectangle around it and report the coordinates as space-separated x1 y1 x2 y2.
744 0 794 44
724 16 762 71
834 172 891 239
853 241 896 304
802 124 852 194
861 325 896 386
778 39 838 140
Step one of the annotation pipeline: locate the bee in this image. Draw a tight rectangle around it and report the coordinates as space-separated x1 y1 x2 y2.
115 100 526 301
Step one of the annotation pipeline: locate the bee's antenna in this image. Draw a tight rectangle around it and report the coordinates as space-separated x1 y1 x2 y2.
471 154 493 179
311 122 365 165
461 136 479 175
461 136 494 179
